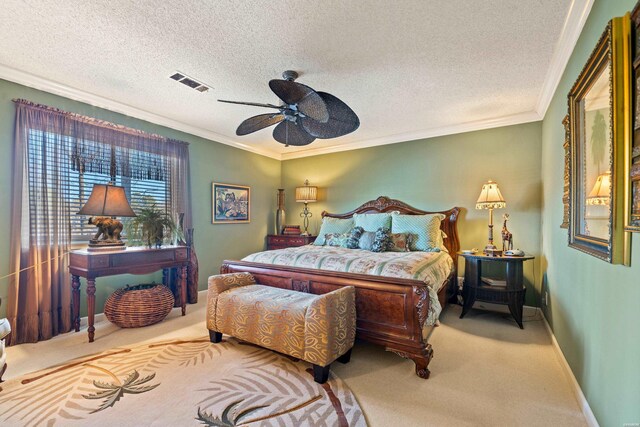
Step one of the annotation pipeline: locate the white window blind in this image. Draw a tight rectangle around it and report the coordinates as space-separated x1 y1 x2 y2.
27 129 172 243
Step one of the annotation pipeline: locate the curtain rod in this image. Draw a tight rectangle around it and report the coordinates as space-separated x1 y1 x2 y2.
12 99 189 146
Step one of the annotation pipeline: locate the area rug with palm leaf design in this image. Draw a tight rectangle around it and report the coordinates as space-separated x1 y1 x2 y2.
0 336 366 426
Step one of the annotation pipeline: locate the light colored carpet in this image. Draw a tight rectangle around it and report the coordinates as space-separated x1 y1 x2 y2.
4 293 587 426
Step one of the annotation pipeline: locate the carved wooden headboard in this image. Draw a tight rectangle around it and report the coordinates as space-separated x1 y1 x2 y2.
321 196 461 256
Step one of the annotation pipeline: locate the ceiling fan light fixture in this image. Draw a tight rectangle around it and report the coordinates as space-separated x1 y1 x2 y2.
218 70 359 147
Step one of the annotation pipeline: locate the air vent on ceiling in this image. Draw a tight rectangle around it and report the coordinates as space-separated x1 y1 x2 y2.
169 71 211 93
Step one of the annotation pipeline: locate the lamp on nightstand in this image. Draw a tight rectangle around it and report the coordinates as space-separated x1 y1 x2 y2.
476 180 506 255
586 171 611 206
295 179 318 236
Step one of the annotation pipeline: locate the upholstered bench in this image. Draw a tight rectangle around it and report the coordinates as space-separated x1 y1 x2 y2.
206 272 356 383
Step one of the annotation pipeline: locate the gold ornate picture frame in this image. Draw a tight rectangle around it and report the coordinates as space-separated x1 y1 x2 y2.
565 16 632 265
629 4 640 231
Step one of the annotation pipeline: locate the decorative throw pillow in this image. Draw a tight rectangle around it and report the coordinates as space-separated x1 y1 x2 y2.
345 226 364 249
358 231 377 251
353 212 392 232
346 227 390 252
388 232 412 252
314 217 355 245
372 228 391 252
324 233 350 247
391 213 445 252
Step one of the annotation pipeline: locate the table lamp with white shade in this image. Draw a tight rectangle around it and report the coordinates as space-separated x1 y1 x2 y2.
586 171 611 206
295 179 318 236
476 180 506 254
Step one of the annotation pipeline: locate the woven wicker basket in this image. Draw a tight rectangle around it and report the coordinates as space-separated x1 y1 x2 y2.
105 284 175 328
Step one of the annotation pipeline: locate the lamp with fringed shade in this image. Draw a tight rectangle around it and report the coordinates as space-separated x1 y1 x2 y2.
295 180 318 235
586 172 611 206
475 180 506 254
77 183 136 251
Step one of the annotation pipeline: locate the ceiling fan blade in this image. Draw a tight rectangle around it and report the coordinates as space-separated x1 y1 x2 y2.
272 120 316 146
236 113 285 136
268 80 329 123
218 99 283 110
300 92 360 139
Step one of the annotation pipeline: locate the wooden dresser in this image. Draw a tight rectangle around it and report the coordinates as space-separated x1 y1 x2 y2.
266 234 316 250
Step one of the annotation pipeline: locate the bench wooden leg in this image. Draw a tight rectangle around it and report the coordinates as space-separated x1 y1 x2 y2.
312 364 331 384
209 330 222 343
337 348 352 364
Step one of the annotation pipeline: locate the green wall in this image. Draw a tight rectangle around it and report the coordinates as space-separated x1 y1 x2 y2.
0 78 280 319
2 2 638 421
541 0 640 426
282 122 543 306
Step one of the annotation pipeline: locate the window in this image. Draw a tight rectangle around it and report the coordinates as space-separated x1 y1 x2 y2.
27 129 172 243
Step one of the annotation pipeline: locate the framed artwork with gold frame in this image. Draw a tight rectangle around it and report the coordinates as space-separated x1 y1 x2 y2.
629 3 640 231
565 15 632 265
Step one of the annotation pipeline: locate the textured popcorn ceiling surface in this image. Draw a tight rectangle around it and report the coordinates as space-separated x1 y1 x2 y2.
0 0 573 158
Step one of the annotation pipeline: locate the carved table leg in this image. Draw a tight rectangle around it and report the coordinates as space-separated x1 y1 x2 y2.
86 278 96 343
179 265 187 316
71 275 81 332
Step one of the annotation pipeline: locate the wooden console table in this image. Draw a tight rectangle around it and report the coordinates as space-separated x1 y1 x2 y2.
69 246 188 342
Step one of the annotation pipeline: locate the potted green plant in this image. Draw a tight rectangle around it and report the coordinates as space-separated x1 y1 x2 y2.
125 205 177 248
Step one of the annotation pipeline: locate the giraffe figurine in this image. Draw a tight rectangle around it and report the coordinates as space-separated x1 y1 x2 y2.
501 214 513 252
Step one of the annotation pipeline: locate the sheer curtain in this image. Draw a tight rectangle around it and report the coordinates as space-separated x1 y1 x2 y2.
7 100 192 344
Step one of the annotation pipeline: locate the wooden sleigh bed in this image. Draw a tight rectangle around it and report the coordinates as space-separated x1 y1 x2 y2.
221 196 460 379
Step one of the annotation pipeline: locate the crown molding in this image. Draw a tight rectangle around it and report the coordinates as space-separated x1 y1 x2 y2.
0 64 282 160
535 0 595 118
281 110 541 160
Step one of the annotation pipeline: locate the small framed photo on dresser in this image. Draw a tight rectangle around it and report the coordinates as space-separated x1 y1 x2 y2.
212 182 250 223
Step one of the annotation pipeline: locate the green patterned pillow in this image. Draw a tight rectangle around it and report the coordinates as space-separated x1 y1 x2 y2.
324 233 350 247
353 213 391 232
345 226 364 249
391 213 445 252
314 217 355 245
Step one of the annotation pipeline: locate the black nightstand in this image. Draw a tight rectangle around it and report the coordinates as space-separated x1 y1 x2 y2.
458 253 534 329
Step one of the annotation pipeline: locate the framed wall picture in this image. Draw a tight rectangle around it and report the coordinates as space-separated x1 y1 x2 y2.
212 182 250 224
565 15 632 265
629 3 640 231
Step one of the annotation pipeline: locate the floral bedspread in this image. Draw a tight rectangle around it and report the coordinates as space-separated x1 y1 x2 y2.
242 245 453 325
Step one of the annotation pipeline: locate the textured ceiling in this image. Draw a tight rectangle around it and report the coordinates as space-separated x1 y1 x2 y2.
0 0 577 159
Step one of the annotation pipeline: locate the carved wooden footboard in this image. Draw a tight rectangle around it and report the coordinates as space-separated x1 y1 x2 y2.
221 196 460 379
221 260 453 378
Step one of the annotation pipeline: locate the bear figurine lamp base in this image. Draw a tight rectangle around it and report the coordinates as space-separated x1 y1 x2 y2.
77 183 137 252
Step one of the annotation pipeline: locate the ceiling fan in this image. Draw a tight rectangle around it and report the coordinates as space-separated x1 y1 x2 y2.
218 70 360 147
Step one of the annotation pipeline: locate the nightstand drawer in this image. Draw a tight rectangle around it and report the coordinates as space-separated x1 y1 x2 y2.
268 236 289 244
286 237 306 245
266 234 316 250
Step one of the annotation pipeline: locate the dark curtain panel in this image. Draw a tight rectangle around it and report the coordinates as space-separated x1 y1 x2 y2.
8 100 192 344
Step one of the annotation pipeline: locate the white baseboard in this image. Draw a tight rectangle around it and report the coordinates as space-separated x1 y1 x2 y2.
540 309 599 427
